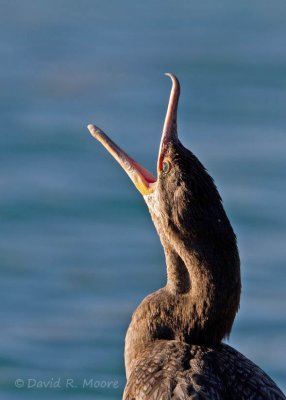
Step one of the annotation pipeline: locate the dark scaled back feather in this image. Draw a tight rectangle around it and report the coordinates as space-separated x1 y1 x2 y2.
124 341 286 400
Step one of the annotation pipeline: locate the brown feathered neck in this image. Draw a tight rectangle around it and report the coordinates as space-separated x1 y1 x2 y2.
144 139 240 330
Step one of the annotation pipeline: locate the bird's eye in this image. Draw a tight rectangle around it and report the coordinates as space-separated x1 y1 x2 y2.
162 160 171 174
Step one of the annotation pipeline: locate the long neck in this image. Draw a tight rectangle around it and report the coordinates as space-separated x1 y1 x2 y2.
149 204 241 344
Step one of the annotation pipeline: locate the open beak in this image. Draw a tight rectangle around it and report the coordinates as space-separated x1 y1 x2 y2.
87 73 180 196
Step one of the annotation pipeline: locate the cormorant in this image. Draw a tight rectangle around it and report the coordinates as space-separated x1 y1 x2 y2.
87 74 285 399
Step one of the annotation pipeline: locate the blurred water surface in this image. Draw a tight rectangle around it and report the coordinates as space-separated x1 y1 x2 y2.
0 1 286 398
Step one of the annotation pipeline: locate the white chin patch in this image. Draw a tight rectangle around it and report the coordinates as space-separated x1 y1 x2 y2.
143 189 161 218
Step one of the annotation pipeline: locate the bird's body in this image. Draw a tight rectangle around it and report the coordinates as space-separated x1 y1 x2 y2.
88 74 285 399
124 340 284 399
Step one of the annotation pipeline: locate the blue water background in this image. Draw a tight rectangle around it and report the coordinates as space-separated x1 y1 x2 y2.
0 1 286 398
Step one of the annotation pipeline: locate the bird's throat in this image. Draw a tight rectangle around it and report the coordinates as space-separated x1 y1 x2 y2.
164 247 191 294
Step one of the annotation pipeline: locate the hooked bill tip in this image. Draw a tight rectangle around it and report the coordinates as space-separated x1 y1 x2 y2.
164 72 176 81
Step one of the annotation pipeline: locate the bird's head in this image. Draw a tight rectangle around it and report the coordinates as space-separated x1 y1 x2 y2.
88 74 237 257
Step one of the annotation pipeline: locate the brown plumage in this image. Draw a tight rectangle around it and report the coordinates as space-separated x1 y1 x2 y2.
88 74 285 399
